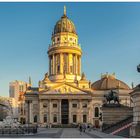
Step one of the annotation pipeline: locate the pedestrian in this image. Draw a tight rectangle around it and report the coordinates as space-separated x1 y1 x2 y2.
82 123 86 133
79 124 82 135
87 124 90 131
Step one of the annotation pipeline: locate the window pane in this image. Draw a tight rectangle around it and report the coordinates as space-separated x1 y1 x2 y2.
73 115 77 123
83 115 87 123
53 104 57 108
95 107 99 117
43 103 47 108
83 103 87 108
44 114 47 123
72 104 77 108
34 115 37 123
53 114 57 123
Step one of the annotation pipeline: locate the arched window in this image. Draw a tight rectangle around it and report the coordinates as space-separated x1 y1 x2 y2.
34 115 37 123
95 107 99 117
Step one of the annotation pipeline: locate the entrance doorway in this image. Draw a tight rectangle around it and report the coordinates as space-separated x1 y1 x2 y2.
61 99 69 124
95 120 99 128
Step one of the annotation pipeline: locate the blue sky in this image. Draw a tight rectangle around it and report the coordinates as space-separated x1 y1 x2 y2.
0 2 140 96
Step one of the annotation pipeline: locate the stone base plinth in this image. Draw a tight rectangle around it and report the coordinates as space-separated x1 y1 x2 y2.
101 104 133 127
130 122 140 138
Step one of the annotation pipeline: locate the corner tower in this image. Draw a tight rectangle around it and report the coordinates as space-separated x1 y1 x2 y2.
48 6 82 82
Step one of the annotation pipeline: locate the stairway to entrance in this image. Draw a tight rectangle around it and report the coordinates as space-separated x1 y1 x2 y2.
102 116 133 137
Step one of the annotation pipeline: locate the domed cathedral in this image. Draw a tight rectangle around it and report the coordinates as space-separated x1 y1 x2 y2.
25 7 133 128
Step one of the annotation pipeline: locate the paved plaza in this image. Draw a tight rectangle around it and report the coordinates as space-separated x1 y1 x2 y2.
0 128 122 138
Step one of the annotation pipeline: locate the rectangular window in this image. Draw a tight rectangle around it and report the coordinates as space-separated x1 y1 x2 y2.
72 103 77 108
44 114 47 123
53 103 57 108
73 115 77 123
82 103 87 108
83 115 87 123
53 114 57 123
43 103 47 108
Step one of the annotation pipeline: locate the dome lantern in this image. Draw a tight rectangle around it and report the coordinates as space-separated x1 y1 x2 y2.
53 6 77 35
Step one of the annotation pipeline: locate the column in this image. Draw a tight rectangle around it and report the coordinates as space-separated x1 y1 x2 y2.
49 99 52 123
56 54 58 74
26 100 30 124
88 100 91 124
69 99 72 124
59 99 61 124
52 54 55 75
78 100 82 123
79 55 81 75
68 54 71 74
54 54 56 75
77 55 80 75
72 54 75 74
39 100 43 125
75 55 77 75
60 53 63 74
29 101 33 123
73 54 75 74
49 56 51 75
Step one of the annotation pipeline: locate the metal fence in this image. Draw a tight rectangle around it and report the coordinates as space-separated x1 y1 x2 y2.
0 127 37 135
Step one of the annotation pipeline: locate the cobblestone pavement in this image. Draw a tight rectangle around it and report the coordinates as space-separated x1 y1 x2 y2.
0 128 123 138
60 128 92 138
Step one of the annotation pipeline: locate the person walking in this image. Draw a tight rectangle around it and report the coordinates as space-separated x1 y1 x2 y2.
83 123 86 133
79 124 82 135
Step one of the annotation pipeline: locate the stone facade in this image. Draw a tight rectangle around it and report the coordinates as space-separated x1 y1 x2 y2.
101 105 133 127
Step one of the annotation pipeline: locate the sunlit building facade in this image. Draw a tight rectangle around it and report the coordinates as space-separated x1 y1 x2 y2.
9 80 31 123
25 7 132 127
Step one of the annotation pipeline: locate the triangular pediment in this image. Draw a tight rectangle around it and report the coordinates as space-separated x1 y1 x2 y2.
40 82 88 94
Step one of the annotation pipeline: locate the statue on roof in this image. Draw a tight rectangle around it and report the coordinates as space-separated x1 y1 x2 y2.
45 72 49 78
81 72 86 80
104 90 119 104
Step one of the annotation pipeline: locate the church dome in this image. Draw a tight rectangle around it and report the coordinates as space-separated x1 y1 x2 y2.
91 73 130 90
53 7 76 35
